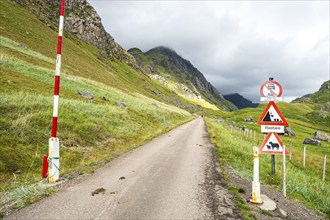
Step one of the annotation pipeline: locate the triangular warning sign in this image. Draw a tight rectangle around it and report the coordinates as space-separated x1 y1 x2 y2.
257 101 288 126
259 132 289 155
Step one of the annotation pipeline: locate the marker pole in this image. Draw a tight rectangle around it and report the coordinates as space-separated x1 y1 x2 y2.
48 0 65 183
251 147 262 203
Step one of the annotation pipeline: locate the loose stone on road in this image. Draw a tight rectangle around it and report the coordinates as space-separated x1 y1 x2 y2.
7 117 242 219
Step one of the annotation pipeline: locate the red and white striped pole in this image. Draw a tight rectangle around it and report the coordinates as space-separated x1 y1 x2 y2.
48 0 65 183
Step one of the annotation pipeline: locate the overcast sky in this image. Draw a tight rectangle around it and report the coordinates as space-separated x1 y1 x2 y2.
87 0 329 103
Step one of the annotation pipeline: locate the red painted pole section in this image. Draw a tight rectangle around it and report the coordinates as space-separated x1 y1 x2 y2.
42 155 49 178
51 0 65 138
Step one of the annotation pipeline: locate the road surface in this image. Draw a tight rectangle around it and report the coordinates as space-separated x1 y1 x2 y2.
7 117 242 219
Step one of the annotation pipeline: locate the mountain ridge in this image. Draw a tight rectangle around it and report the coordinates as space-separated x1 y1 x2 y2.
224 93 259 109
11 0 138 68
292 80 330 112
129 46 237 111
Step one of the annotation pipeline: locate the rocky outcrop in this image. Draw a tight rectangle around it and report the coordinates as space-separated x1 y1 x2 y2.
284 127 296 136
12 0 138 68
313 131 330 142
303 138 321 146
76 91 94 99
244 116 253 122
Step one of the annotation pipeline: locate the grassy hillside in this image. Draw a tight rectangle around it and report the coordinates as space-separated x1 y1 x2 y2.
0 0 202 197
205 102 330 217
293 80 330 113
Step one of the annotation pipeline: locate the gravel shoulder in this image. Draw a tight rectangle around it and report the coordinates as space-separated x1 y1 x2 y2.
223 164 327 220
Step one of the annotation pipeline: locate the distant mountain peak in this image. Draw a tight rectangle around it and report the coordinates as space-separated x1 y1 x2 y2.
224 93 258 109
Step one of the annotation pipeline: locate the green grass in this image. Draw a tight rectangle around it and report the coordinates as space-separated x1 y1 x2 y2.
205 117 330 217
0 0 198 210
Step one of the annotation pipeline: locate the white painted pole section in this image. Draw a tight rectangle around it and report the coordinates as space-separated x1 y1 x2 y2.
303 145 306 168
55 55 61 76
323 155 327 182
48 137 60 183
282 145 286 197
52 95 59 117
251 147 262 203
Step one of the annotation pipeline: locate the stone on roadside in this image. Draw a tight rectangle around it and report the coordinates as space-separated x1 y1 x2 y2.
259 194 277 211
278 208 287 217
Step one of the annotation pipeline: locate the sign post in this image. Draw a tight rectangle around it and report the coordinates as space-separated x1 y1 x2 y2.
258 78 288 178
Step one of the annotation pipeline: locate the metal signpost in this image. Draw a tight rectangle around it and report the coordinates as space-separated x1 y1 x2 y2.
256 77 288 197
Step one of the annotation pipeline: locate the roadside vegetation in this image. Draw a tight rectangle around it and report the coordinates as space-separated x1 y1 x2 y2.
0 0 196 212
205 103 330 217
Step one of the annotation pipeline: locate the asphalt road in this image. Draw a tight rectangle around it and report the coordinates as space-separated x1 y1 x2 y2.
7 117 242 219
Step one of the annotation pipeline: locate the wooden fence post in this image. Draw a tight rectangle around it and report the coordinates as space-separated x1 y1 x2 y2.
323 155 327 181
289 142 292 161
303 145 306 168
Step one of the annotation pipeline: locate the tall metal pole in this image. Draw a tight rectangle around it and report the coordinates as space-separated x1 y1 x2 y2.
48 0 65 183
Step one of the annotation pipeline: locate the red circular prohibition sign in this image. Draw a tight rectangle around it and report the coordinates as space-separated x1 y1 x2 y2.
260 80 283 97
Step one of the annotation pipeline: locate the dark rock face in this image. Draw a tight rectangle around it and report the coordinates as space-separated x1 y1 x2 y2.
303 138 321 146
12 0 138 68
313 131 330 142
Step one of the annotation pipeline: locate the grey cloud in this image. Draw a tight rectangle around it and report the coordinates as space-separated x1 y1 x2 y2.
88 0 329 103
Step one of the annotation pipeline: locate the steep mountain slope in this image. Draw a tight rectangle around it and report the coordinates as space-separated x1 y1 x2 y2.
129 47 237 111
0 0 214 197
224 93 259 109
11 0 137 67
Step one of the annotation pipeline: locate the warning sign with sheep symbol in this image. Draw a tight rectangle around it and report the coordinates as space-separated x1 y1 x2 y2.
259 132 289 155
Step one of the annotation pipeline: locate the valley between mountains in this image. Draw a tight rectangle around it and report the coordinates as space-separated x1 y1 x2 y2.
0 0 329 219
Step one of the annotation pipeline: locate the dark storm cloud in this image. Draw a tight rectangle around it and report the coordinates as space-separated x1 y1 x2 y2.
88 0 329 103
